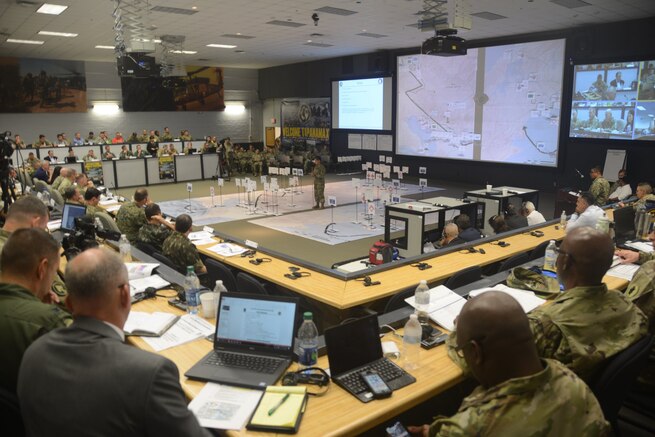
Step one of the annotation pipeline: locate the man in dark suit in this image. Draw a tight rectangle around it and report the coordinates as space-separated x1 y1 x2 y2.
505 203 529 230
454 214 483 241
18 248 210 437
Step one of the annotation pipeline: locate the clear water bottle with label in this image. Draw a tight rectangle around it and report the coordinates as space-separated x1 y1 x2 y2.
543 240 557 272
298 312 318 371
560 210 567 227
414 280 430 325
403 314 422 371
184 266 200 315
118 234 131 262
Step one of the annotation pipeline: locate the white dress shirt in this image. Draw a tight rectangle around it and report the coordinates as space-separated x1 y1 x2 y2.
566 205 606 232
527 210 546 226
609 184 632 201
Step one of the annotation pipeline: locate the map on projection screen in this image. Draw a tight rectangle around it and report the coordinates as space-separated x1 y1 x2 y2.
396 39 565 167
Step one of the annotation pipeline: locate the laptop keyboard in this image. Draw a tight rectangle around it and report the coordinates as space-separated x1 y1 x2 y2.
337 359 404 394
204 351 281 374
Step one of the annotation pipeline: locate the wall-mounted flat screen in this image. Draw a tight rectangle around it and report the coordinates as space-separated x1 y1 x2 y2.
396 39 565 167
570 60 655 140
331 77 392 130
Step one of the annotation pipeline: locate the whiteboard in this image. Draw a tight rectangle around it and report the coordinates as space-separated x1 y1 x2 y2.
603 149 626 182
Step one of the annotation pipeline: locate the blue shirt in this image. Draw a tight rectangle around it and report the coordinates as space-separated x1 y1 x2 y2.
34 167 49 182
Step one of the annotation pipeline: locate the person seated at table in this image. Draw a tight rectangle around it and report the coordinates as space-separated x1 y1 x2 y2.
72 132 84 146
160 126 174 141
44 150 58 163
84 187 103 215
133 144 146 158
96 131 111 145
33 134 52 148
126 132 139 143
83 148 98 162
410 291 610 436
65 147 78 163
623 109 635 133
75 173 93 196
620 182 655 210
590 73 609 98
119 145 133 159
111 132 124 144
570 109 585 130
17 248 211 437
600 109 617 130
158 143 178 157
183 142 194 155
103 145 116 160
55 133 69 147
453 214 483 242
0 228 72 397
149 130 159 142
146 136 159 156
116 188 149 243
162 214 207 274
520 201 546 226
57 168 77 195
33 160 50 183
565 192 605 233
137 129 149 142
13 134 26 148
180 129 192 141
585 107 600 130
488 214 509 234
434 223 465 249
63 186 83 204
85 131 95 144
49 165 62 186
607 168 632 202
137 203 174 252
504 203 528 230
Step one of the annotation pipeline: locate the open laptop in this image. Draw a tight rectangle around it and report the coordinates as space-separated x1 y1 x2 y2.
613 205 636 246
325 313 416 403
185 292 299 389
60 203 87 232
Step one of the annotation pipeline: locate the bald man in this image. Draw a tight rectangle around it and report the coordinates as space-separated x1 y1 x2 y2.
436 223 465 249
411 291 609 436
18 248 211 437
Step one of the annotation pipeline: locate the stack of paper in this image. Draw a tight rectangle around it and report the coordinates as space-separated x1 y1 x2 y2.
206 242 248 257
606 263 640 281
469 284 546 313
626 241 654 253
189 384 263 430
188 231 216 246
142 314 215 352
405 285 466 331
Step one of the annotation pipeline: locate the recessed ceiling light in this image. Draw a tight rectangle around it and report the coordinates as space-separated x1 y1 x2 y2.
206 43 237 49
38 31 78 37
307 39 312 43
95 45 114 49
6 38 45 45
170 50 197 54
37 4 68 15
153 39 162 43
191 6 198 10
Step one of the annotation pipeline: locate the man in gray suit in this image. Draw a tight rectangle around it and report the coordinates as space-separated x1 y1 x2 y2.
18 248 211 437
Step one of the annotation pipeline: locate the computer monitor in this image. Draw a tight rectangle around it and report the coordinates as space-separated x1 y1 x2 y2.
60 203 87 232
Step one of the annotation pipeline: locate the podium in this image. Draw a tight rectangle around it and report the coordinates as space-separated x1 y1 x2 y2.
555 188 579 218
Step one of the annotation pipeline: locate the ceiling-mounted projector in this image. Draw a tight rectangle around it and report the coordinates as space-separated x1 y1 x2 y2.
422 29 466 56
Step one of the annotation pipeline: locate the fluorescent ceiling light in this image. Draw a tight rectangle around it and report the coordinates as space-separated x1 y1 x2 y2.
170 50 197 54
6 39 44 45
37 4 68 15
95 45 114 49
38 31 78 37
225 103 245 115
92 102 120 115
637 106 646 111
206 44 237 49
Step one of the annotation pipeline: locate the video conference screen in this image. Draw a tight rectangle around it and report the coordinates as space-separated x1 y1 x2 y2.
331 77 392 130
570 60 655 140
396 39 565 167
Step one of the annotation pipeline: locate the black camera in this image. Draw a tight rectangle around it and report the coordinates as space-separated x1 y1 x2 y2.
61 216 99 260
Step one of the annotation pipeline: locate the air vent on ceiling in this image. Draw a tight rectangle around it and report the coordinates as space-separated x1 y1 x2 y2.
266 20 306 28
197 58 210 61
471 11 507 20
356 32 388 38
17 0 40 6
550 0 590 9
315 6 357 16
304 42 333 47
234 50 245 53
221 34 256 39
150 6 198 15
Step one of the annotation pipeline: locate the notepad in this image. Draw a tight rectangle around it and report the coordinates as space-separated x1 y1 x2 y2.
247 386 307 433
469 284 546 313
405 285 467 331
123 311 179 337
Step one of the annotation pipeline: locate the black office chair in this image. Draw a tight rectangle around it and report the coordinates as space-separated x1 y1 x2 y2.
0 386 24 436
497 252 530 273
444 266 482 290
235 272 269 295
205 258 238 292
383 287 415 314
592 334 654 433
152 251 185 274
528 240 551 261
134 241 157 256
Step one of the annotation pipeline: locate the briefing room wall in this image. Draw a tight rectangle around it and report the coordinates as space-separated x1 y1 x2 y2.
3 62 262 144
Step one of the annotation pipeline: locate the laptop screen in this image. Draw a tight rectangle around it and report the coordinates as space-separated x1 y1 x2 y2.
61 203 87 231
215 293 297 353
325 313 383 375
614 206 636 241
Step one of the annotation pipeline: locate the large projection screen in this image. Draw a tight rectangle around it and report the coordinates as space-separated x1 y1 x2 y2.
396 39 565 167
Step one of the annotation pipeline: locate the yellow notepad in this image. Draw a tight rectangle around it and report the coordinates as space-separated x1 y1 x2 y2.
247 386 307 433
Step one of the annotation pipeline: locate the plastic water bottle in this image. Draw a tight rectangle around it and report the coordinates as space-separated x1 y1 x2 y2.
184 266 200 315
560 210 567 227
543 240 557 272
42 190 50 206
118 234 131 262
94 216 104 231
414 280 430 325
403 314 422 371
213 280 227 301
298 312 318 371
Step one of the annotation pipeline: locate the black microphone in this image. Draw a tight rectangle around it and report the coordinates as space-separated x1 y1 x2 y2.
575 168 584 179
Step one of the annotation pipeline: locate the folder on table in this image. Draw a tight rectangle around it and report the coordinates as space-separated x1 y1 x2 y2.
246 386 307 434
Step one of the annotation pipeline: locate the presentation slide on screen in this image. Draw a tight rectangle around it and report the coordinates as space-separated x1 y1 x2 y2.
216 297 295 347
332 77 392 130
396 39 565 167
570 60 655 141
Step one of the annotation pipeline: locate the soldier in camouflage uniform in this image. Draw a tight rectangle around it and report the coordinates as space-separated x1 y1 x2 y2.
622 182 655 210
589 165 610 206
411 291 609 437
162 214 206 274
137 203 173 252
251 149 263 176
83 187 103 215
311 156 326 209
57 168 77 195
448 227 648 383
116 188 149 243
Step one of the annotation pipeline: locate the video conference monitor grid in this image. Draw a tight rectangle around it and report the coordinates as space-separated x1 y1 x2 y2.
395 39 566 168
570 60 655 140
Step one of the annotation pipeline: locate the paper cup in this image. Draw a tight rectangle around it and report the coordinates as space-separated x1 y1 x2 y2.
200 293 217 319
502 188 508 196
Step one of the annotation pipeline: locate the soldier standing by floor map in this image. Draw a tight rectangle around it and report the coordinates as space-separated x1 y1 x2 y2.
312 156 325 209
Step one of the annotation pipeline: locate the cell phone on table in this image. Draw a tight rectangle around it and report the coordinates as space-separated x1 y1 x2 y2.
360 370 392 399
167 298 187 312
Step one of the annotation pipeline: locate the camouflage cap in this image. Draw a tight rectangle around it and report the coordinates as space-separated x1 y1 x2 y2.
507 267 561 296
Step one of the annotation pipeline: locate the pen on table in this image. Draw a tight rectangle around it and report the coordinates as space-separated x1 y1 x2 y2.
268 393 290 416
